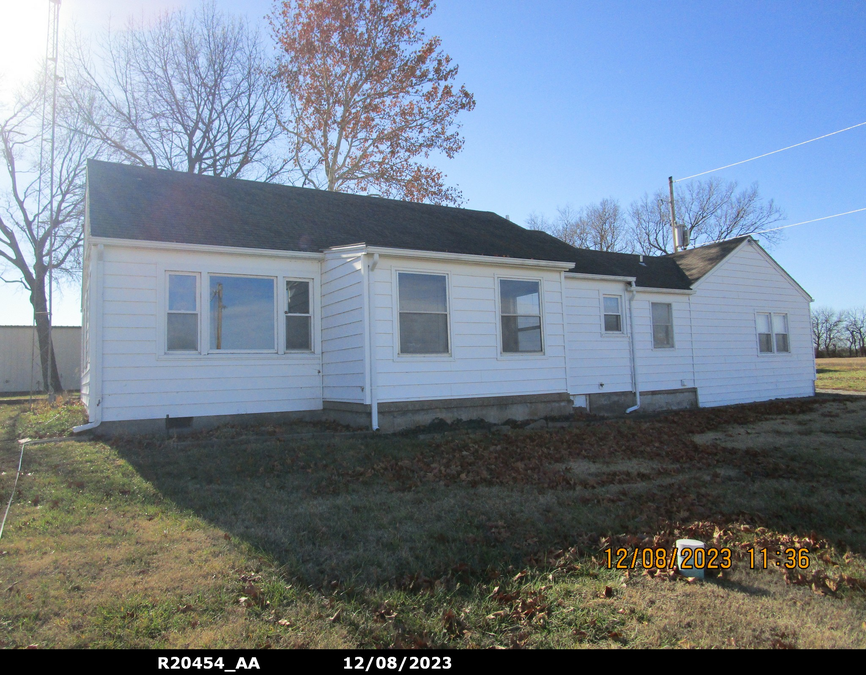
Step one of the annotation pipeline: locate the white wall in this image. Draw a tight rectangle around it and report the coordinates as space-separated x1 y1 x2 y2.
564 278 633 396
321 250 366 403
631 291 695 392
0 326 81 393
563 277 696 398
370 256 569 403
690 240 814 406
85 238 816 424
93 244 324 422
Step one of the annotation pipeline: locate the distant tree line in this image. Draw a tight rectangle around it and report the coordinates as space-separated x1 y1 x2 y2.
812 307 866 357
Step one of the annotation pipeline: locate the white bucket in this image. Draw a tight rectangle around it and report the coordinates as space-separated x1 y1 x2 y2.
676 538 706 579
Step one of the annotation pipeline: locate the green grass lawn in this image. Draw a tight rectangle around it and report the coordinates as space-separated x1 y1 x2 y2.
1 397 865 649
816 357 866 392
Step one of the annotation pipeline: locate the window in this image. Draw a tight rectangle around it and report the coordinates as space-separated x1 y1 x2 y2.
285 280 312 351
398 273 449 354
500 279 543 353
603 295 623 333
651 302 674 348
209 275 275 351
757 312 790 354
167 273 199 351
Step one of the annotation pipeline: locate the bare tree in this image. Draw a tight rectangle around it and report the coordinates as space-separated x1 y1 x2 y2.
1 75 103 392
842 307 866 357
811 307 843 357
68 0 286 180
527 199 633 252
629 177 785 255
270 0 475 205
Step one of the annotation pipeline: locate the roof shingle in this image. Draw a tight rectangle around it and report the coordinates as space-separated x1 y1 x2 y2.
86 160 736 291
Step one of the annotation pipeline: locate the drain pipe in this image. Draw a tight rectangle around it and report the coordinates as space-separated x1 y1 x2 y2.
626 280 641 414
366 253 380 430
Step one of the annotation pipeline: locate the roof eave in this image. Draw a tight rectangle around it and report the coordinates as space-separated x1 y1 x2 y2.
363 245 576 270
88 235 325 260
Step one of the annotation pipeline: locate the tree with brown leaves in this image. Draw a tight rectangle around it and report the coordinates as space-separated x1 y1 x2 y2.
270 0 475 205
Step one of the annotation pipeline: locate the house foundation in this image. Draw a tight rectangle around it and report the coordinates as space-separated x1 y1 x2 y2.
586 387 698 416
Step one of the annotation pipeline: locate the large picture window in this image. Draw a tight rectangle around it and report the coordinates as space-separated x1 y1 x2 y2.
398 272 449 354
209 275 275 351
167 273 199 352
500 279 543 353
651 302 674 349
757 312 790 354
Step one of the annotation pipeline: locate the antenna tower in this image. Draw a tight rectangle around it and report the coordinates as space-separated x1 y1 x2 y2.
44 0 62 400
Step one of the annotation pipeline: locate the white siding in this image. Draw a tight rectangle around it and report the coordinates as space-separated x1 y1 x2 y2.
321 251 366 403
97 245 323 422
563 278 696 397
564 279 633 395
631 293 695 392
690 240 814 406
371 257 568 402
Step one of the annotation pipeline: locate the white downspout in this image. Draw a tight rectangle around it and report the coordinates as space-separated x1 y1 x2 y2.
561 271 573 405
626 280 641 414
74 244 103 433
366 253 380 430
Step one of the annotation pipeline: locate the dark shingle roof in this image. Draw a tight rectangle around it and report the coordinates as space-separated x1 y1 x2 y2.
86 160 731 290
669 237 749 284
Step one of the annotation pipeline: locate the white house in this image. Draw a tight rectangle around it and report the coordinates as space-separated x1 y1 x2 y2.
78 160 814 434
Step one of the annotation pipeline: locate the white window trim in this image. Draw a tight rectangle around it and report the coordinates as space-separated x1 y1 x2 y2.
393 268 453 359
650 301 676 350
600 292 626 337
165 271 202 355
496 275 546 357
755 311 791 355
284 277 315 353
157 263 320 360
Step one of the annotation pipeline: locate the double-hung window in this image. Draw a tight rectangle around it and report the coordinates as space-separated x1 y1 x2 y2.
285 280 312 351
500 279 543 353
167 273 199 352
757 312 790 353
398 272 449 354
603 295 623 333
651 302 674 348
209 275 276 351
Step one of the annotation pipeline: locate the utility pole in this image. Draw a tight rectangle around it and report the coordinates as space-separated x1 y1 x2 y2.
669 176 679 253
213 283 225 349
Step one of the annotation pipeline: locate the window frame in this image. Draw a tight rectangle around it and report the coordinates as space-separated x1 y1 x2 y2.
395 270 452 357
165 272 201 354
650 301 675 350
284 277 314 353
159 264 320 359
497 276 545 356
601 293 625 335
756 311 791 355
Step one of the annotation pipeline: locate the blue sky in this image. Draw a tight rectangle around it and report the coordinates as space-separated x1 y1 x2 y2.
1 0 864 325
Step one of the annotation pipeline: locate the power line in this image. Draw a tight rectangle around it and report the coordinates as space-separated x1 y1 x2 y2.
676 121 866 182
716 207 866 242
